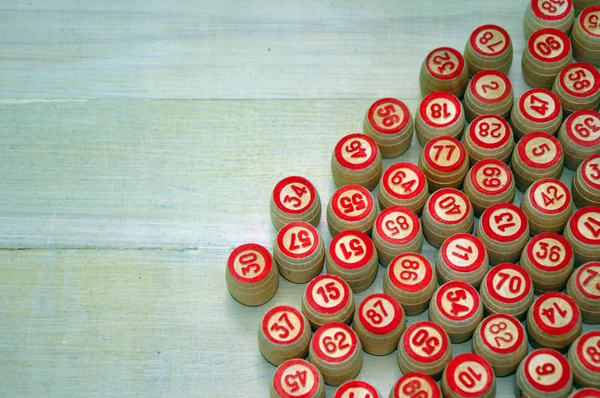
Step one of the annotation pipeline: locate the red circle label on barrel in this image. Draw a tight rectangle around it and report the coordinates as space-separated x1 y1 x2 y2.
228 243 272 283
332 185 374 222
334 380 379 398
273 359 320 398
581 155 600 191
470 24 510 56
524 349 571 392
330 230 374 270
468 115 511 150
403 321 449 363
278 222 319 259
335 133 378 170
382 162 426 199
420 92 462 128
358 293 402 335
375 206 420 244
423 136 466 172
445 353 493 397
529 178 571 214
575 261 600 300
567 111 600 147
559 63 600 98
532 292 580 335
441 233 486 273
436 281 480 321
481 203 528 242
393 372 440 398
527 232 572 271
389 253 433 292
425 47 465 80
581 5 600 37
427 188 471 225
570 207 600 245
263 305 306 345
470 70 512 104
311 322 358 363
577 331 600 372
273 176 317 214
532 0 572 20
518 132 562 168
470 159 513 195
529 28 570 62
486 263 532 304
368 98 411 134
519 89 561 123
305 274 350 314
480 313 525 354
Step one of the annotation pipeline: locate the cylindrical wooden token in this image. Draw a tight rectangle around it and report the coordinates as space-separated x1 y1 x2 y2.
564 206 600 266
476 202 530 264
510 88 563 140
527 292 583 351
522 28 572 88
569 331 600 389
574 155 600 208
521 232 575 293
567 261 600 324
308 322 362 387
464 24 513 76
326 230 378 293
511 131 564 191
441 353 496 398
479 263 535 320
397 321 452 381
301 274 355 330
331 133 382 191
353 293 406 356
524 0 575 38
372 206 423 267
259 305 312 366
270 359 325 398
570 388 600 398
436 233 489 288
572 5 600 67
553 63 600 115
418 136 469 192
422 188 474 248
378 162 429 215
559 111 600 170
463 159 516 217
521 178 574 235
415 92 466 146
334 380 380 398
327 185 377 237
274 222 325 284
271 176 321 230
428 281 484 343
419 47 469 99
383 253 437 316
472 313 528 377
464 70 513 121
462 115 514 165
226 243 279 307
390 372 442 398
363 98 414 159
515 348 573 398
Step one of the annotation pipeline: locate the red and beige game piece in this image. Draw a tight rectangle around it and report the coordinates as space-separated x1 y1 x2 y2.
308 322 363 386
436 233 489 288
570 388 600 398
527 292 582 351
522 28 572 88
524 0 575 38
301 275 355 330
521 178 573 234
441 353 496 398
422 188 474 248
564 206 600 265
274 222 325 284
418 136 469 192
372 207 423 267
259 305 312 366
462 115 514 165
419 47 469 99
567 261 600 324
397 321 452 380
463 70 513 121
226 243 279 306
334 380 380 398
463 158 516 217
415 92 466 146
472 314 528 376
428 281 484 343
390 372 442 398
559 111 600 170
510 88 563 140
327 185 377 237
353 293 406 356
573 155 600 208
521 232 574 293
476 203 530 264
515 348 574 398
383 253 437 316
511 131 564 191
331 133 382 191
569 331 600 389
553 63 600 115
572 5 600 66
326 230 378 293
464 24 513 76
479 263 535 320
363 98 414 158
378 162 429 215
270 359 325 398
271 176 321 230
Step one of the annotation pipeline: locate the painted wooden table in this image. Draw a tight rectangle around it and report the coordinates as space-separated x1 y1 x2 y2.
0 1 593 397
